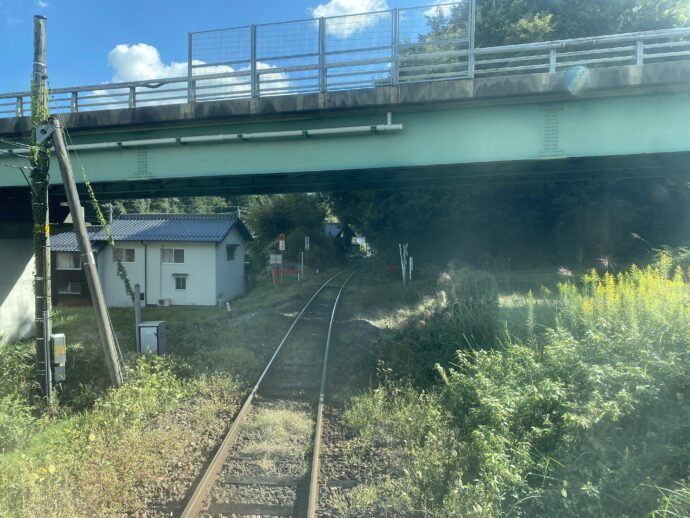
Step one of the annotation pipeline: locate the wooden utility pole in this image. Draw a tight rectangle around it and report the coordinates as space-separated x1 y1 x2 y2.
30 15 53 398
49 117 124 387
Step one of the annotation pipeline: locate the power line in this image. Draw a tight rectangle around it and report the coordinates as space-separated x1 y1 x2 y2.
0 137 30 149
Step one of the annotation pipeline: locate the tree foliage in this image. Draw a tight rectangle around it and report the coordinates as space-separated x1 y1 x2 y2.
328 178 690 269
329 0 690 268
244 193 341 270
469 0 690 46
110 195 249 216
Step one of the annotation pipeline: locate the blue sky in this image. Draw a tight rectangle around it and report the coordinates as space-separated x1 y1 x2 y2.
0 0 446 93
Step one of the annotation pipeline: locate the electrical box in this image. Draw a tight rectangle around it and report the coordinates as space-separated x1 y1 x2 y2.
50 333 67 382
137 321 167 355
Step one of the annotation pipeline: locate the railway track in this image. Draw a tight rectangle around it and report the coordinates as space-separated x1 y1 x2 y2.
180 270 356 518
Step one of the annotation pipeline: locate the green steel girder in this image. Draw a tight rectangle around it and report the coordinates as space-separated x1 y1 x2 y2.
1 89 690 198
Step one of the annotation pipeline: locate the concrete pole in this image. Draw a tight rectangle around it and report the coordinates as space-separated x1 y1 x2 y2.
31 15 53 399
49 117 124 387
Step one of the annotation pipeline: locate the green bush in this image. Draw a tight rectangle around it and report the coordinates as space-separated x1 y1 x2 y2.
0 343 40 453
343 257 690 516
0 355 241 517
380 267 499 385
0 395 39 452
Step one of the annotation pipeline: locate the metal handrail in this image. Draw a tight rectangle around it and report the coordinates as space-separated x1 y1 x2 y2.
1 2 690 118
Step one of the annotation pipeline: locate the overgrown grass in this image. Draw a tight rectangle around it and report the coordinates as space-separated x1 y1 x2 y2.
0 272 332 515
373 268 500 385
0 356 240 517
44 271 336 410
341 257 690 516
240 403 313 475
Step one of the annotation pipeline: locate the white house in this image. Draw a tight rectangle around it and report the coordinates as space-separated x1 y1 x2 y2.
51 214 251 307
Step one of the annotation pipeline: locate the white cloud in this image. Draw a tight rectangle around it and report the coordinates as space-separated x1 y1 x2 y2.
36 0 49 8
309 0 389 38
424 1 454 18
108 44 187 82
96 43 289 109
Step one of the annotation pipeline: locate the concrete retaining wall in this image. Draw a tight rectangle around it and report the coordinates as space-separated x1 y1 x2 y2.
0 239 35 344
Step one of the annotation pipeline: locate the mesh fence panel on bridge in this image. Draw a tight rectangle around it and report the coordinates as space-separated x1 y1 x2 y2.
187 2 473 101
324 10 393 90
191 25 253 100
398 3 472 82
256 19 320 95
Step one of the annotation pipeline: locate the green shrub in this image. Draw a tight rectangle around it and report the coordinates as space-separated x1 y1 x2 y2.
0 356 241 517
380 267 499 384
0 395 39 452
343 257 690 516
0 342 36 401
0 343 41 453
652 482 690 518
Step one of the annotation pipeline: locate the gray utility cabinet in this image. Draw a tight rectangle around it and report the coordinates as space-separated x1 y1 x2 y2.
137 321 167 355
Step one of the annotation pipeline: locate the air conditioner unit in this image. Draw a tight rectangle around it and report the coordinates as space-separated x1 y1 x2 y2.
157 298 172 307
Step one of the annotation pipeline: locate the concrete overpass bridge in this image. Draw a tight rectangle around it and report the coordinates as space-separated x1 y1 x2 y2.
1 3 690 342
1 11 690 208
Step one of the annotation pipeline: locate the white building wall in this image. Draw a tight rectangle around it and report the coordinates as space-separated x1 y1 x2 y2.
95 238 247 308
98 242 146 307
0 239 35 343
144 242 217 306
215 227 246 302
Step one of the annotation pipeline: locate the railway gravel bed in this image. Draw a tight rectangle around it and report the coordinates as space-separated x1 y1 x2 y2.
181 273 352 517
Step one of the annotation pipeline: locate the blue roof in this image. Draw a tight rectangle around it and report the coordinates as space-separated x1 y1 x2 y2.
51 214 251 252
51 229 104 252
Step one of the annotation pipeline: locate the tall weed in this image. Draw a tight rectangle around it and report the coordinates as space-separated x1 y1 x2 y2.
380 268 499 385
0 356 240 517
344 258 690 516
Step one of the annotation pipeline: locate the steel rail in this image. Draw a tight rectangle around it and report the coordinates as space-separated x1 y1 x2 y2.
306 270 357 518
179 269 349 518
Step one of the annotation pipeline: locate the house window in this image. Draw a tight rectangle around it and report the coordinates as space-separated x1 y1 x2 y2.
58 282 82 295
113 248 135 263
56 252 81 270
226 244 239 261
174 276 187 290
161 248 184 263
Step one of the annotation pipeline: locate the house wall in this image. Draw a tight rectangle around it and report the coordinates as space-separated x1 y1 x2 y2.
144 242 217 306
98 242 146 307
0 239 35 343
215 227 246 302
78 238 246 308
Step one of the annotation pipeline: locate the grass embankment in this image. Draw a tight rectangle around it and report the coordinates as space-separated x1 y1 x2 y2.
0 273 332 517
338 258 690 517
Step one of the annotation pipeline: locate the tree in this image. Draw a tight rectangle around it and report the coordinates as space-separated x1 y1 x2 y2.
469 0 690 47
244 194 340 270
110 195 250 216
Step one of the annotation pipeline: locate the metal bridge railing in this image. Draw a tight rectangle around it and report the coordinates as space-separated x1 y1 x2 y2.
1 2 690 119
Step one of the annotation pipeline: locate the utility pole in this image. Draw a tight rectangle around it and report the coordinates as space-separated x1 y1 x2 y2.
48 117 124 387
30 15 53 399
